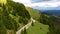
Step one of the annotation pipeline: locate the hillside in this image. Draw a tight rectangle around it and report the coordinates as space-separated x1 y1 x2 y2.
0 0 30 34
27 21 49 34
25 7 49 34
39 13 60 34
26 7 40 20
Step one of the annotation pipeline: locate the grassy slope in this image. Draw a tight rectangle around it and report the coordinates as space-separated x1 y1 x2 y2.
26 7 49 34
27 21 49 34
26 7 40 20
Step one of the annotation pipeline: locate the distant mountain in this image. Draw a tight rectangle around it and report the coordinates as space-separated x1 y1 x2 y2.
32 6 60 10
42 10 60 16
32 6 60 16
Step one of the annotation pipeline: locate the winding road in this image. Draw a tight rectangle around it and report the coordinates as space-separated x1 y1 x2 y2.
16 18 35 34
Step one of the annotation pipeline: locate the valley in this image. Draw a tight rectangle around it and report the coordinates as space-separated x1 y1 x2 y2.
0 0 60 34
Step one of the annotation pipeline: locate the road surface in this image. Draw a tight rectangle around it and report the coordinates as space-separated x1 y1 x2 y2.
16 18 35 34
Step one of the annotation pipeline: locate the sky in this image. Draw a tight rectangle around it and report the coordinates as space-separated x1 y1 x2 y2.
13 0 60 7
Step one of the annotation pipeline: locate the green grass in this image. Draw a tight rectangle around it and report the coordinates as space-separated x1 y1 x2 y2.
27 21 49 34
26 7 40 20
26 7 49 34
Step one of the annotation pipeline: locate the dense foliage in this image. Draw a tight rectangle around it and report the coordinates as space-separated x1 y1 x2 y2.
0 0 30 34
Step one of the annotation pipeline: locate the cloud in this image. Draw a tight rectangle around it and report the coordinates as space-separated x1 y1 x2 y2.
13 0 31 5
30 0 60 3
30 0 51 3
27 1 60 7
13 0 60 7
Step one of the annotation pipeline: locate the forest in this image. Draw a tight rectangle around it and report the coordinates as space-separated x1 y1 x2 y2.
0 0 30 34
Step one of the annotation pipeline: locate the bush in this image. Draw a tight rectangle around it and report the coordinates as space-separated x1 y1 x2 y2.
31 21 34 26
21 28 27 34
24 28 27 34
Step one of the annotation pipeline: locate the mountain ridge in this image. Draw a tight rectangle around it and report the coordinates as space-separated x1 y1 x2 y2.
32 6 60 16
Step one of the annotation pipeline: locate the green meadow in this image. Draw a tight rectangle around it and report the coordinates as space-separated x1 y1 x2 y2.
26 7 49 34
27 21 49 34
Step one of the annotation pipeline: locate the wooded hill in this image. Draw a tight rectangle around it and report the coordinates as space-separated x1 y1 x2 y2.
39 12 60 34
0 0 30 34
